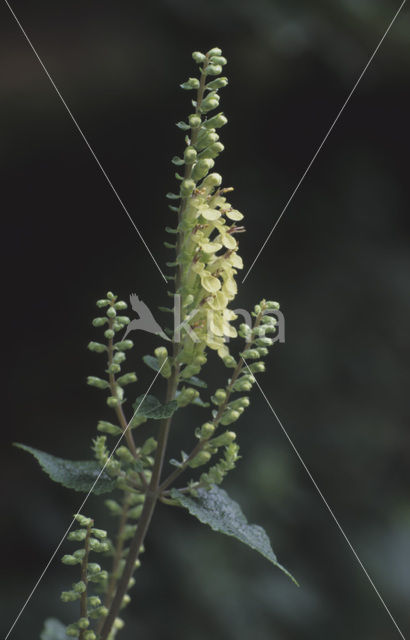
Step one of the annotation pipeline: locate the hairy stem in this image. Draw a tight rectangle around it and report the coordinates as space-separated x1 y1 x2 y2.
79 521 92 640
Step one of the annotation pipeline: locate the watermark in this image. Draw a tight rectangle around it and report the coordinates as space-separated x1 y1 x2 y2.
123 293 285 344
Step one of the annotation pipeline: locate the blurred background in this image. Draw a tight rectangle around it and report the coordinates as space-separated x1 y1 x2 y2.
1 0 409 638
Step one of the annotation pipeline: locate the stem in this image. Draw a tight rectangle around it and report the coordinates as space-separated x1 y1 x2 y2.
79 521 92 640
99 366 180 639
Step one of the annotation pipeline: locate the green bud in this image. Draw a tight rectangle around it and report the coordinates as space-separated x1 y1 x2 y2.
97 420 122 436
209 55 227 66
107 362 121 374
67 529 87 542
232 378 252 392
87 563 102 574
83 631 96 640
115 340 134 351
192 158 215 181
96 299 110 308
229 396 250 410
176 387 199 407
220 410 241 425
87 342 107 353
248 361 265 373
240 349 259 359
116 446 134 463
73 581 86 594
255 337 273 347
73 513 93 526
104 499 122 515
257 347 268 356
203 113 228 129
196 129 219 150
87 376 109 390
206 77 228 90
199 142 224 160
128 504 144 519
192 51 206 64
106 306 116 318
114 300 127 310
202 172 222 188
66 624 80 637
113 351 126 363
180 179 196 198
180 77 200 90
113 618 125 630
212 388 227 405
207 47 222 56
107 291 115 300
121 594 131 609
265 300 280 309
154 346 172 378
61 590 79 602
77 618 89 630
200 422 215 438
92 317 107 327
189 450 212 468
117 372 137 386
184 146 197 164
200 93 220 113
141 436 157 455
189 114 201 128
222 355 237 368
88 596 101 607
61 554 78 566
104 329 115 339
106 396 119 408
91 528 107 539
211 431 236 446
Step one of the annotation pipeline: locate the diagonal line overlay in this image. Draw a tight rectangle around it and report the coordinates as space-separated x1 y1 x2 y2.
4 0 167 284
242 359 406 640
4 360 168 640
242 0 407 284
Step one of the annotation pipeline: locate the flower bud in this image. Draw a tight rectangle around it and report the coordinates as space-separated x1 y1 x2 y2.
240 349 259 359
83 631 96 640
87 342 107 353
184 146 197 164
211 431 236 446
202 172 222 188
116 446 134 463
220 410 241 425
180 77 200 90
192 158 214 181
73 581 86 593
96 299 110 308
206 77 228 90
196 129 219 150
114 618 125 630
257 347 268 356
192 51 206 64
209 55 227 66
189 114 201 128
107 362 121 374
207 47 222 57
200 422 215 438
78 618 90 630
211 388 227 405
189 450 212 468
222 355 237 368
255 337 273 347
117 372 137 386
141 436 157 455
61 554 79 566
106 396 119 408
87 376 109 390
248 361 265 373
92 317 107 327
203 113 228 129
104 499 122 515
67 529 87 542
66 624 80 636
74 514 93 527
113 351 126 363
106 306 116 318
104 329 114 339
176 387 199 407
199 142 224 159
265 300 280 309
180 179 196 198
107 292 115 300
114 300 127 310
115 340 134 351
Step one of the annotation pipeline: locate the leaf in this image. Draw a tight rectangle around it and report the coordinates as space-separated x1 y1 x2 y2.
40 618 68 640
132 394 178 420
15 444 116 495
142 355 160 371
171 486 297 583
186 375 207 389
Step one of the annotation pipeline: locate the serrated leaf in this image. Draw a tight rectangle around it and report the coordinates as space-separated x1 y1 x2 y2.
142 355 160 372
171 486 297 583
186 376 207 388
15 444 116 495
132 394 178 419
40 618 68 640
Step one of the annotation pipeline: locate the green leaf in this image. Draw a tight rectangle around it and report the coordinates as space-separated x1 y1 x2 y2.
171 486 297 583
132 394 178 420
186 375 207 388
40 618 68 640
142 355 160 372
15 444 116 495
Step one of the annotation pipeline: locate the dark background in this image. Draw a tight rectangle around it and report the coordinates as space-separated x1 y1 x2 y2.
1 1 409 638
